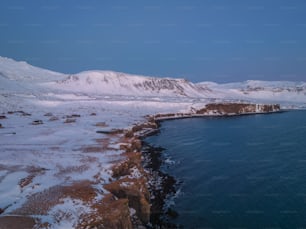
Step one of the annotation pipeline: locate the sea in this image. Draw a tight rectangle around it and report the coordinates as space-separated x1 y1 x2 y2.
145 110 306 229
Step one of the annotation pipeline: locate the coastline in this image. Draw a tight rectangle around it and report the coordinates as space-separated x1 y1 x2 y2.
0 57 304 228
104 102 282 228
0 102 282 228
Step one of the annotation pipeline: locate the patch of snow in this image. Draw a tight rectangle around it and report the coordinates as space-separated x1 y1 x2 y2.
0 171 28 210
129 207 136 216
128 167 143 179
120 181 134 187
38 198 93 229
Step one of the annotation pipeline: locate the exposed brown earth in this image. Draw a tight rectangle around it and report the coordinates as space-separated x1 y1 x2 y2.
62 180 98 203
0 216 36 229
79 194 133 229
13 186 64 216
19 167 46 188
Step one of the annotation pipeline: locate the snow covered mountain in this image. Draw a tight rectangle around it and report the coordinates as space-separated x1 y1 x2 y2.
45 70 211 98
0 56 65 82
0 56 305 107
199 80 306 105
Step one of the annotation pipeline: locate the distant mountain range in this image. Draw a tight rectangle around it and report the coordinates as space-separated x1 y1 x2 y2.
0 56 305 107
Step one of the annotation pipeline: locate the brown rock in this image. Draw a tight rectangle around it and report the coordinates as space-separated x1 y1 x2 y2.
120 139 142 153
9 111 31 116
131 139 142 152
0 115 7 119
124 130 134 138
21 111 31 116
31 120 43 125
196 103 280 115
64 118 76 123
112 152 142 179
131 122 158 133
262 104 280 112
105 177 150 224
49 116 59 121
66 114 81 118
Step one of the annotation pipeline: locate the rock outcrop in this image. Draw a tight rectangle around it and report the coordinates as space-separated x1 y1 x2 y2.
196 103 280 115
153 103 281 120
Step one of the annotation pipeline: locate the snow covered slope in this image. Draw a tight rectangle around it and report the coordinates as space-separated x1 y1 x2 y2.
0 56 305 106
0 56 65 83
197 80 306 106
45 70 211 98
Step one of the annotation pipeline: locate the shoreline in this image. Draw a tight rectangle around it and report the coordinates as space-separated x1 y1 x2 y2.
109 102 282 228
0 102 282 228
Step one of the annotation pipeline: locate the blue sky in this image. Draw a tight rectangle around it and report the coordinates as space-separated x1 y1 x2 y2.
0 0 306 82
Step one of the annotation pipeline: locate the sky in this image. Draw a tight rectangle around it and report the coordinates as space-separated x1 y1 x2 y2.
0 0 306 83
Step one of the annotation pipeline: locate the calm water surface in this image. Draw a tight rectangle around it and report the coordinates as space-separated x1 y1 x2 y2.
146 111 306 229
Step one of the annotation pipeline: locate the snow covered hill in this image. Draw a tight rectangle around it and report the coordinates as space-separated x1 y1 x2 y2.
198 80 306 106
0 56 305 107
0 56 65 82
45 70 211 98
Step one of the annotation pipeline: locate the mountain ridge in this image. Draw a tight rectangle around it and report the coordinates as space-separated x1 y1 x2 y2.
0 56 305 106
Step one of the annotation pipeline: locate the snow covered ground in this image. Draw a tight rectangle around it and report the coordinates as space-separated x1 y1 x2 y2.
0 56 305 228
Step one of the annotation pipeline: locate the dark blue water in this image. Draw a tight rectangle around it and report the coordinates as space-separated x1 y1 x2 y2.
146 111 306 229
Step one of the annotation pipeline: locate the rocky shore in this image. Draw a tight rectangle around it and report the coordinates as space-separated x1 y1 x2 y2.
101 102 281 228
0 102 281 229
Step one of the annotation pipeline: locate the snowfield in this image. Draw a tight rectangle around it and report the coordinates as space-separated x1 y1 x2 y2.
0 56 305 228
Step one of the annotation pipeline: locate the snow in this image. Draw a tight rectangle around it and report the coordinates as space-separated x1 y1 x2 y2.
44 70 206 98
0 171 28 210
129 208 136 216
198 80 306 107
0 56 305 227
128 167 143 179
38 198 93 229
0 56 65 82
